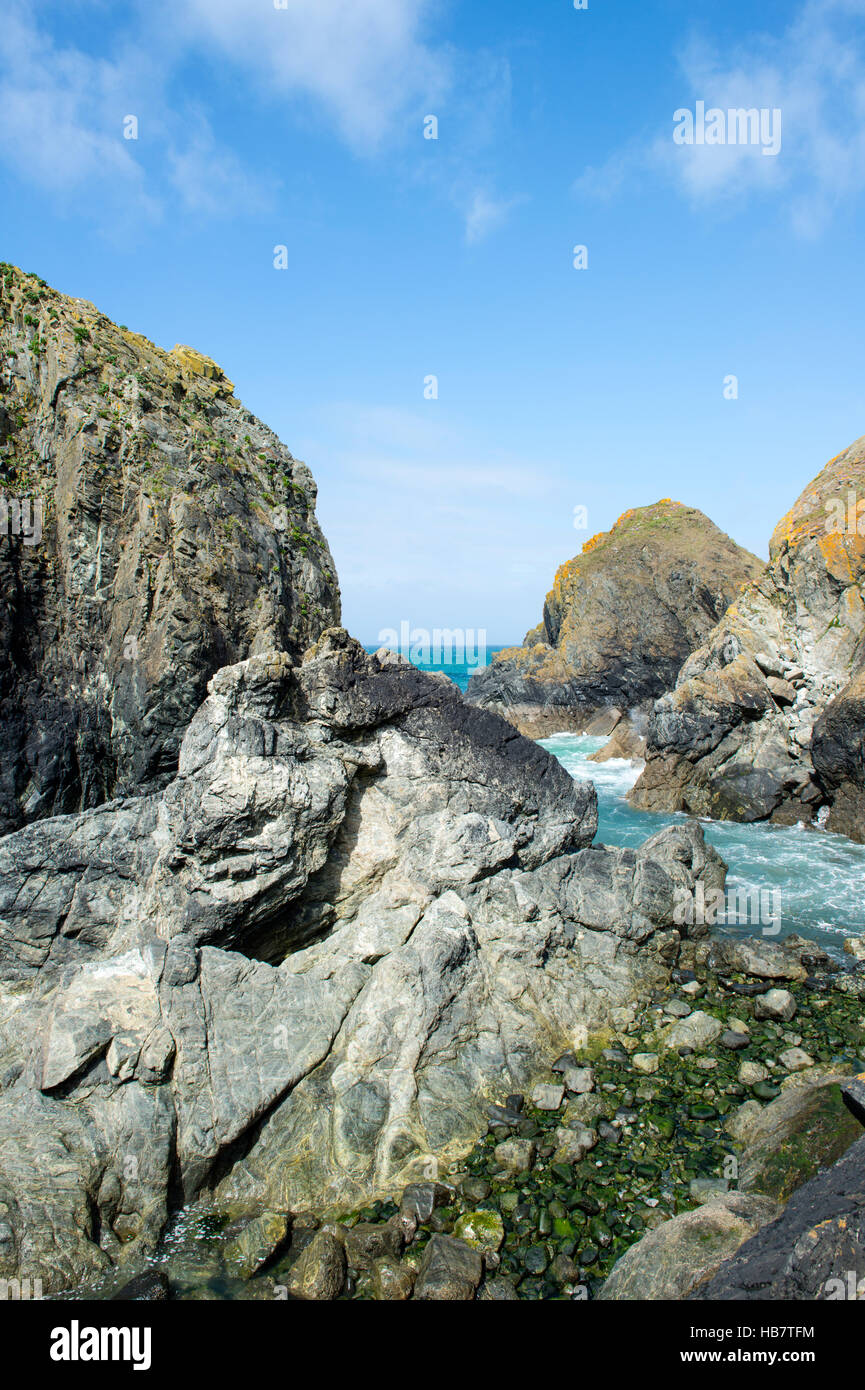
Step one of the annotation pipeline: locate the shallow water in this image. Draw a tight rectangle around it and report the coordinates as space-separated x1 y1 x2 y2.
540 732 865 956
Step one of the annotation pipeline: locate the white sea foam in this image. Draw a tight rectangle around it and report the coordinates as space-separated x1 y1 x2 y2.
541 732 865 955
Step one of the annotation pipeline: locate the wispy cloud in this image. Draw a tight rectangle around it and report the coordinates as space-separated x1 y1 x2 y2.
0 4 157 219
174 0 448 150
574 0 865 236
464 189 525 244
0 0 520 241
296 400 566 632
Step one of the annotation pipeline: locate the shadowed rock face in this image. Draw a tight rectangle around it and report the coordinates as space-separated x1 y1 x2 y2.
465 501 763 738
597 1192 782 1301
690 1129 865 1301
0 631 727 1293
631 436 865 836
0 263 339 833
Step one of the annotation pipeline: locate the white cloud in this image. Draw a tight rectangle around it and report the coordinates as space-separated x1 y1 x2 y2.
0 1 522 243
174 0 448 149
165 121 273 217
0 4 156 217
574 0 865 235
0 0 451 223
464 189 523 244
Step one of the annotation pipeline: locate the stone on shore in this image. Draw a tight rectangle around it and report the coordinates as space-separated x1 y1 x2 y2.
598 1193 781 1300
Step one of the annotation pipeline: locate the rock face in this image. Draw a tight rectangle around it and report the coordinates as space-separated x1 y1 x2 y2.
465 501 762 738
0 263 339 833
632 436 865 835
735 1070 862 1203
598 1192 781 1301
0 630 726 1293
691 1132 865 1301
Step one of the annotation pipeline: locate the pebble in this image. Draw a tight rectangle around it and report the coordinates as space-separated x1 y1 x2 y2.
754 988 797 1022
663 1000 692 1018
562 1065 595 1095
778 1047 814 1072
632 1053 660 1074
532 1082 565 1111
738 1061 768 1085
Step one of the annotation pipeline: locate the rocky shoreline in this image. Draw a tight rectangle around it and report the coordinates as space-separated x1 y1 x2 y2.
90 930 865 1301
3 267 864 1306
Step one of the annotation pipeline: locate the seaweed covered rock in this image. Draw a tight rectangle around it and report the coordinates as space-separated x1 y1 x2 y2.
598 1192 781 1300
691 1131 865 1300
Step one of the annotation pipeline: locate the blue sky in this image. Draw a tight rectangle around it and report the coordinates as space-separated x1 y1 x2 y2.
2 0 865 643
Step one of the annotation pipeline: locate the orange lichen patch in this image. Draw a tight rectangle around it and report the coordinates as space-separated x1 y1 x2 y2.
816 531 865 584
554 557 583 587
770 438 865 557
581 532 608 555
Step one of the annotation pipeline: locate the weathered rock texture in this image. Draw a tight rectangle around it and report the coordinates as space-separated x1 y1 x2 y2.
632 436 865 835
598 1192 781 1301
691 1131 865 1300
0 631 726 1293
0 263 339 833
465 501 762 738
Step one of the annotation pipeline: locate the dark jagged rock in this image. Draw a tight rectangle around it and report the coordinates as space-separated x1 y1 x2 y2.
111 1270 170 1301
633 435 865 835
842 1073 865 1125
413 1234 483 1300
465 500 762 737
812 664 865 839
0 263 339 833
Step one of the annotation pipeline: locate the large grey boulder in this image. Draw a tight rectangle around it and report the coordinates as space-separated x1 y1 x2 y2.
692 1132 865 1300
598 1193 781 1300
0 632 725 1293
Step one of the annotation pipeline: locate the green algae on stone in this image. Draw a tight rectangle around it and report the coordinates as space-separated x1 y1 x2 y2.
452 1210 505 1253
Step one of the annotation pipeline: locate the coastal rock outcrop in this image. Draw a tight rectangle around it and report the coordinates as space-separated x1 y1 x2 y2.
465 501 762 738
631 436 865 835
0 263 339 833
691 1125 865 1300
0 631 726 1294
597 1192 782 1301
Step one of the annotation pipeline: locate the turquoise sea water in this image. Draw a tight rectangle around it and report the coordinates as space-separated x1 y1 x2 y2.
372 648 865 955
541 733 865 956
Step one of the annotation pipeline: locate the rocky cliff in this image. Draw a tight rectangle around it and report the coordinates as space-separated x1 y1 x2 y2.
0 631 726 1293
465 501 763 738
631 437 865 836
0 263 339 833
